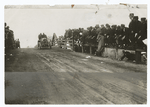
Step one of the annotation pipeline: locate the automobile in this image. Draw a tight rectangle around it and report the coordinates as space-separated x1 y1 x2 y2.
38 38 52 49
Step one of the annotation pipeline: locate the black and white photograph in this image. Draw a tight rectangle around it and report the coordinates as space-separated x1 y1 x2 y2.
2 0 148 105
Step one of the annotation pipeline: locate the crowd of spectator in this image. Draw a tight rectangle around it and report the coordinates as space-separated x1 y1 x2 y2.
64 13 147 52
5 23 20 54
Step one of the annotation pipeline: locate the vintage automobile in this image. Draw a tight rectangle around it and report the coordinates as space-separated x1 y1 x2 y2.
38 38 52 49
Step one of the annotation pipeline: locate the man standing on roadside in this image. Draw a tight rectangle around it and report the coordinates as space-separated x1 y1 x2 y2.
96 31 105 56
140 18 147 40
120 24 130 48
129 16 141 49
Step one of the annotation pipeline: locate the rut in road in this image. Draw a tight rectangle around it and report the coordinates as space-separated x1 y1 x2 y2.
35 49 147 104
36 52 113 104
5 48 147 104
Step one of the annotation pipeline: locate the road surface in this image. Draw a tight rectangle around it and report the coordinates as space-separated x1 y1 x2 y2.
5 47 147 104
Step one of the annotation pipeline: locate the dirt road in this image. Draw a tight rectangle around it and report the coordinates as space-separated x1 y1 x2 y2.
5 47 147 104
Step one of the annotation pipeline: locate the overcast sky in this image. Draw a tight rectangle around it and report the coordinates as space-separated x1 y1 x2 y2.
4 4 147 48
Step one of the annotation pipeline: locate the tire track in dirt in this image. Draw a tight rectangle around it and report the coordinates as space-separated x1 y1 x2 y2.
34 62 95 104
35 49 146 104
35 52 114 104
76 73 147 104
51 51 147 102
43 52 113 73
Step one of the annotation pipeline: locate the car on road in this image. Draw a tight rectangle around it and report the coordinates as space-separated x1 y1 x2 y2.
38 38 52 49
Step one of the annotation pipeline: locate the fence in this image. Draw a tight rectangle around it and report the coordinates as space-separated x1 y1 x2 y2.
57 39 146 64
57 40 73 50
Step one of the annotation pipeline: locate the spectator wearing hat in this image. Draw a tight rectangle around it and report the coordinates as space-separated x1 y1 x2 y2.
95 24 100 29
105 24 111 47
129 16 141 48
134 16 142 49
135 17 147 49
133 16 142 35
86 26 92 44
7 30 14 49
43 33 47 38
107 25 115 47
128 13 134 43
101 24 104 28
120 24 130 48
81 28 89 45
91 26 98 45
111 25 117 47
128 18 135 46
96 31 105 56
116 25 122 48
38 33 42 40
129 13 134 20
100 25 106 34
140 17 147 40
100 25 106 46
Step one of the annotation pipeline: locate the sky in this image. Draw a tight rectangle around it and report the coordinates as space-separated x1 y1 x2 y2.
4 4 147 48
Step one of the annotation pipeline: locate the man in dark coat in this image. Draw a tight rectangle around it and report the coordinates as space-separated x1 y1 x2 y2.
128 13 134 42
43 33 47 38
140 17 147 40
128 16 135 44
133 16 141 36
7 30 15 49
91 26 98 45
116 25 126 48
81 28 89 45
129 16 141 48
72 29 80 41
16 39 20 48
96 31 105 56
108 25 116 47
135 17 147 49
86 26 92 44
120 24 130 48
38 33 42 40
105 24 111 47
111 25 117 47
5 26 9 49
